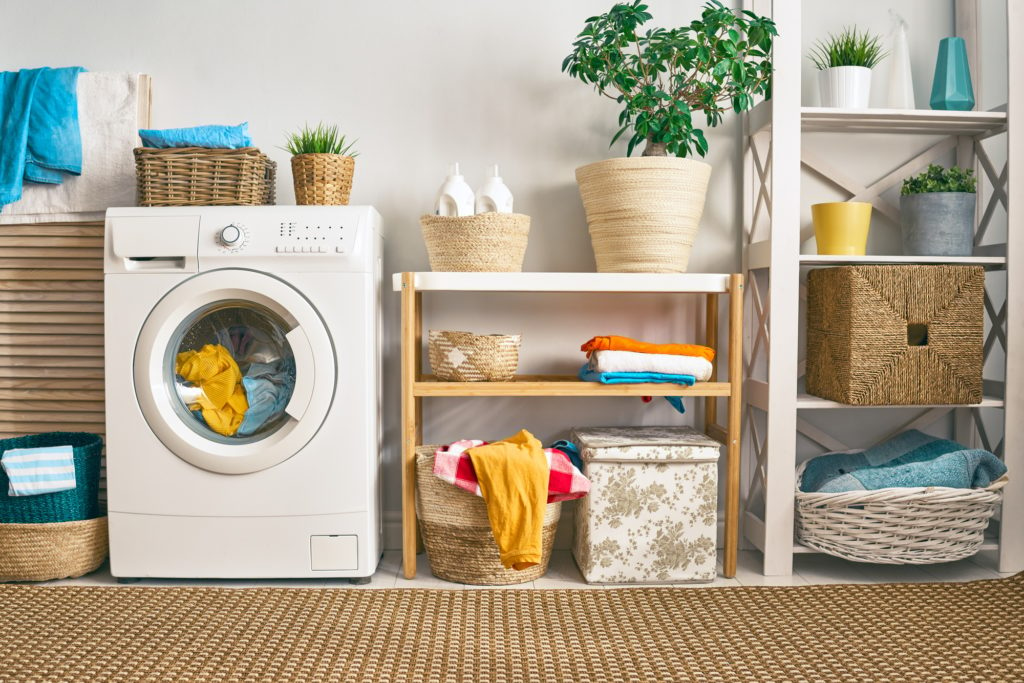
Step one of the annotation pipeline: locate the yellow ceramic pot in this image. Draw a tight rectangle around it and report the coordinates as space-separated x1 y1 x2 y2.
811 202 873 255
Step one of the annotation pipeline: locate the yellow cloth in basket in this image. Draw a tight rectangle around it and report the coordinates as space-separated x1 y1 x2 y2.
175 344 248 437
468 429 549 570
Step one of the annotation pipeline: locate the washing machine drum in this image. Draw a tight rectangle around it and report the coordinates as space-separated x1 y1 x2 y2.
134 269 336 474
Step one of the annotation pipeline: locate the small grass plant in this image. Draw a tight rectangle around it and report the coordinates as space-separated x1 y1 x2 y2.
901 164 977 195
808 27 887 70
283 123 358 157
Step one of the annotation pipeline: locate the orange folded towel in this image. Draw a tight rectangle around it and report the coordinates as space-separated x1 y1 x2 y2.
581 335 715 362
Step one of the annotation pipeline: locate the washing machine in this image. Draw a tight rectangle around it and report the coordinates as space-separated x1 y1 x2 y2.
103 206 382 579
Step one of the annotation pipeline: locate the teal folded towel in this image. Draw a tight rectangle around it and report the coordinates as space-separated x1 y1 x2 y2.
800 430 1007 493
578 364 695 414
139 122 251 149
0 66 85 207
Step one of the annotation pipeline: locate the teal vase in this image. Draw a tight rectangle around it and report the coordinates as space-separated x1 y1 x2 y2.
930 37 975 111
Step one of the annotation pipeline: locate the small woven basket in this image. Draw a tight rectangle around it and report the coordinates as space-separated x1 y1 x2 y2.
420 213 530 272
416 448 560 585
0 517 108 582
0 432 103 524
134 147 276 206
291 154 355 205
795 462 1007 564
428 330 520 382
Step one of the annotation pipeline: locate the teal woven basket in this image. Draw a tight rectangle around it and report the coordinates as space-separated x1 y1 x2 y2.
0 433 103 524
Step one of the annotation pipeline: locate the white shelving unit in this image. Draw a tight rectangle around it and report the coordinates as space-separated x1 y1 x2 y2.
741 1 1022 575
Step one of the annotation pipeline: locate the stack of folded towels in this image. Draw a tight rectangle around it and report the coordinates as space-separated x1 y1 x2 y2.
578 335 715 413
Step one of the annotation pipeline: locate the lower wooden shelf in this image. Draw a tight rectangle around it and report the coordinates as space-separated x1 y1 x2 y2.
414 375 732 398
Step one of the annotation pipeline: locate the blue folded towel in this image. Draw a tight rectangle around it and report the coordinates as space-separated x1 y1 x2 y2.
578 364 695 414
1 444 77 496
139 123 251 149
800 429 1008 493
0 66 85 207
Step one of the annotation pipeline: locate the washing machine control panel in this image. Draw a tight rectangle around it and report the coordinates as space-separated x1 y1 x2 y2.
274 220 350 254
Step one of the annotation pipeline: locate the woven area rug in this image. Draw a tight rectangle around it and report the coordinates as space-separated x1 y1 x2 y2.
1 575 1022 682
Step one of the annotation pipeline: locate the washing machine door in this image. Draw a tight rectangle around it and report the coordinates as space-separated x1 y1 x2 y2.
134 269 335 474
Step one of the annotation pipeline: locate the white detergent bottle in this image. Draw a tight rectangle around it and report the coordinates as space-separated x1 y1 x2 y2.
474 164 514 214
435 163 475 217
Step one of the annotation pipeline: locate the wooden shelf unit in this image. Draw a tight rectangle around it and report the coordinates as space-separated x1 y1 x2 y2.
396 271 745 580
741 0 1022 576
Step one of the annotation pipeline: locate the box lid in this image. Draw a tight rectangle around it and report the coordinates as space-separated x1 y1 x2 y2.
571 426 721 462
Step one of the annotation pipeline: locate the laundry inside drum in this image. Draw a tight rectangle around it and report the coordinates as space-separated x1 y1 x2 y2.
170 301 297 441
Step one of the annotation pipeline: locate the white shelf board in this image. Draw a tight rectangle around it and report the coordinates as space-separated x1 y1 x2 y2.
796 394 1005 409
799 254 1007 268
747 102 1008 137
393 272 732 293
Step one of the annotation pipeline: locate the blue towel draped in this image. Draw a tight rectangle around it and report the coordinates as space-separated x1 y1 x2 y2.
139 123 251 149
578 364 695 414
1 444 77 496
0 66 85 207
800 429 1008 493
237 360 296 437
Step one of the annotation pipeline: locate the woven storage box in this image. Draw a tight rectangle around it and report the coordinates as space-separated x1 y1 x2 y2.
428 330 521 382
806 265 984 405
0 433 103 524
415 447 559 585
291 153 355 205
134 147 276 206
572 426 721 583
420 213 530 272
795 463 1006 564
0 517 108 582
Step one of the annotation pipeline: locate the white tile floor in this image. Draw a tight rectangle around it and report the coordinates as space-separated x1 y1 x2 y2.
49 548 1017 590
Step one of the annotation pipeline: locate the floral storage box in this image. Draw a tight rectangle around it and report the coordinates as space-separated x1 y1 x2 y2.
571 426 721 584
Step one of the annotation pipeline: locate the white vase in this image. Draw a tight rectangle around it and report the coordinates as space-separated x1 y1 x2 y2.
818 66 872 109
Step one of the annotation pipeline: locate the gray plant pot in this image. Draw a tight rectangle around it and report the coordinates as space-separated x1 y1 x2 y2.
900 192 976 256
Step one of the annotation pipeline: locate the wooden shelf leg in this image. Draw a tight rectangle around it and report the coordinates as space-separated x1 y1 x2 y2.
704 292 719 435
724 274 744 578
400 274 419 579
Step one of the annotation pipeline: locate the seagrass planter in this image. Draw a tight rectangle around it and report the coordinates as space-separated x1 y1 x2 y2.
806 265 984 405
795 463 1006 564
420 213 530 272
575 157 711 273
415 448 559 585
291 153 355 205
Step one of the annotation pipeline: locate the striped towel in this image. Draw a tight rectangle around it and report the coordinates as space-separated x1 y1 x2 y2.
1 445 77 496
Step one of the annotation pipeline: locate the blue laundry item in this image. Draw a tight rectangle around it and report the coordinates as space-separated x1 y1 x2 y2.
578 364 694 414
1 444 76 496
139 122 251 149
0 66 85 207
800 429 1008 493
237 361 296 437
549 439 585 472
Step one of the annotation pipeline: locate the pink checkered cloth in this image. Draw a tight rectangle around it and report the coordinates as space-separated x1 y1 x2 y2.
433 440 590 502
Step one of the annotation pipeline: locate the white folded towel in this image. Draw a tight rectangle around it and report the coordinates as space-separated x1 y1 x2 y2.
588 349 714 381
0 72 141 224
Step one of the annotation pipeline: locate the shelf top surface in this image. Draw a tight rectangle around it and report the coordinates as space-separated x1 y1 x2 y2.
796 393 1004 409
393 272 734 293
414 376 731 397
749 102 1007 136
799 254 1007 267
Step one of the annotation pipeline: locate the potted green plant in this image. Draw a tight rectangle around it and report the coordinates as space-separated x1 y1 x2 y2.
900 164 977 256
563 0 776 272
808 27 887 109
283 123 358 205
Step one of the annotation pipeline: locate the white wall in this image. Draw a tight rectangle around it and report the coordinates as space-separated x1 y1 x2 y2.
2 0 997 543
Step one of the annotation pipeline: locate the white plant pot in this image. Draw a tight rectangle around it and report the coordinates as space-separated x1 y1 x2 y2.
818 66 872 109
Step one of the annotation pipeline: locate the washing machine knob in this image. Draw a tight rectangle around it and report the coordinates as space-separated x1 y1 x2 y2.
219 224 242 246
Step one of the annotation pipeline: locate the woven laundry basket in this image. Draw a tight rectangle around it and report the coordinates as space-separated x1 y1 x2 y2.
806 265 984 405
575 157 711 273
134 147 276 206
0 517 108 582
428 330 521 382
290 153 355 205
420 213 530 272
795 463 1006 564
0 432 103 524
415 448 560 585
